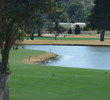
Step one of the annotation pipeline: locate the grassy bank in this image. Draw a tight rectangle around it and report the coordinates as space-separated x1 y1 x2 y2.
30 33 110 41
34 36 110 41
9 49 110 100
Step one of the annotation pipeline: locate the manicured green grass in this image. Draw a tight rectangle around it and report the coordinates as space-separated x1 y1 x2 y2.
9 49 110 100
34 36 110 41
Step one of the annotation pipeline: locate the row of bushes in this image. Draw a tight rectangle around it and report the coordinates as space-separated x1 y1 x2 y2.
48 25 91 35
68 25 81 35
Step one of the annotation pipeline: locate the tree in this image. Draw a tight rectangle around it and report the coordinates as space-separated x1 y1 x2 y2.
61 0 94 23
67 2 85 22
0 0 57 100
45 0 63 39
88 0 110 41
54 19 60 40
26 18 36 40
47 0 67 28
68 28 72 34
26 13 46 39
0 0 4 33
74 25 81 35
36 13 46 37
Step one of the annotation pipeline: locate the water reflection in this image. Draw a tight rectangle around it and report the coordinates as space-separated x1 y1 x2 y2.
25 45 110 70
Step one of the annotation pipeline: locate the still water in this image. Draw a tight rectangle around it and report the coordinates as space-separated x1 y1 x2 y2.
25 45 110 70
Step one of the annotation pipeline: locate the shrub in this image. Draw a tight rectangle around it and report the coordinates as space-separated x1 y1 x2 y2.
74 25 81 35
82 26 91 31
68 28 72 34
59 26 67 33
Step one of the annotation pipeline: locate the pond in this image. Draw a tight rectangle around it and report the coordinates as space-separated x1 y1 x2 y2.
25 45 110 70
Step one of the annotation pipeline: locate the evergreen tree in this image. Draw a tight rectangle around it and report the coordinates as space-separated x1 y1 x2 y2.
74 25 81 34
88 0 110 41
68 28 72 34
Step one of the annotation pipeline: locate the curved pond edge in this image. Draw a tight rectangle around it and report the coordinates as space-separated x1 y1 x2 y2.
24 45 110 70
21 44 110 47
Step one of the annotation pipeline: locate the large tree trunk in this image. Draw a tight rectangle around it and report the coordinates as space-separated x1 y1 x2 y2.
0 72 10 100
0 41 11 100
100 30 105 41
30 32 34 40
55 35 57 40
0 63 10 100
37 29 42 37
0 0 10 99
54 31 58 40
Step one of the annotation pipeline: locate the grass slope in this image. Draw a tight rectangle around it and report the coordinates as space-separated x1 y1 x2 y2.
9 49 110 100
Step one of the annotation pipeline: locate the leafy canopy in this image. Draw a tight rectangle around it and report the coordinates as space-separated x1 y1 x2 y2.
0 0 56 43
88 0 110 30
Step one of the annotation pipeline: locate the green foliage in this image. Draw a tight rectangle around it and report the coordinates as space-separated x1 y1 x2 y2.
74 25 81 34
54 19 60 33
54 19 67 34
2 0 57 41
64 0 94 22
82 26 91 31
16 30 26 41
47 23 54 34
0 0 58 51
59 12 69 22
68 28 72 34
88 0 110 41
26 12 46 38
59 26 67 33
46 0 94 34
47 0 69 28
88 0 110 30
67 2 85 22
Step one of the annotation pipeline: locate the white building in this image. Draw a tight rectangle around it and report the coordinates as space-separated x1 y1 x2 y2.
59 23 75 30
74 22 86 28
59 22 86 30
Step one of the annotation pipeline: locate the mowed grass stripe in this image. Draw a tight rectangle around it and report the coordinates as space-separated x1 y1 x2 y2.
34 37 108 40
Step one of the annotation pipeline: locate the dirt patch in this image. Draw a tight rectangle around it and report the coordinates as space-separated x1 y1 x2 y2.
21 40 110 46
22 52 58 64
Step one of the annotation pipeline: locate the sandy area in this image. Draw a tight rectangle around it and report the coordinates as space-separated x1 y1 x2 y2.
21 40 110 46
22 52 58 64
